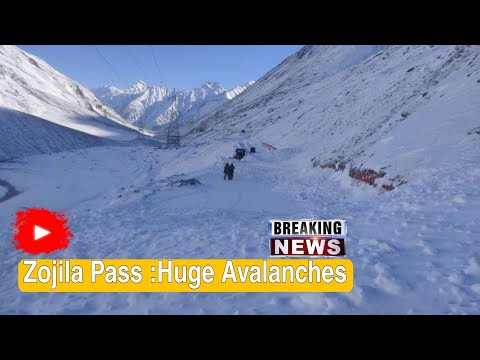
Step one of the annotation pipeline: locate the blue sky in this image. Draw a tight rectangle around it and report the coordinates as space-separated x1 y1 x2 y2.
18 45 304 91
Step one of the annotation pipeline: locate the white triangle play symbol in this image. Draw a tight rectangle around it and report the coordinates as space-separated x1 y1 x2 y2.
34 225 51 241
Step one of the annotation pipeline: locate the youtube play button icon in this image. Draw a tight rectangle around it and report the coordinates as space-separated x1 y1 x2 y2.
12 208 73 254
34 225 51 241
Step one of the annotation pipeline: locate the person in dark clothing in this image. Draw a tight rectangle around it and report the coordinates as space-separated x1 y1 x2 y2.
224 163 230 180
228 163 235 180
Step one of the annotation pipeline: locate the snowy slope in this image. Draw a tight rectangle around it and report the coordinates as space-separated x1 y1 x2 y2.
0 107 111 161
94 80 254 130
0 45 140 140
186 45 480 189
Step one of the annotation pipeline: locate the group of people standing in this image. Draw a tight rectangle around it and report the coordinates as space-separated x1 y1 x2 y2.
223 162 235 180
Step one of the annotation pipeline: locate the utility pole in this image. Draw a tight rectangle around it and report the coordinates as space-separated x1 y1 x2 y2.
166 89 180 148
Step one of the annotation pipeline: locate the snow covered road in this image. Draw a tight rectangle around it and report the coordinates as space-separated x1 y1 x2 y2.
1 142 479 314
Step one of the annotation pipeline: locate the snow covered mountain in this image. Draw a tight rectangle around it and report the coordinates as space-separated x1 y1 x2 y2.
93 80 254 130
0 45 139 141
187 45 480 191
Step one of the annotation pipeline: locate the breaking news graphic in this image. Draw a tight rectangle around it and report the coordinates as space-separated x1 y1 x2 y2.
269 219 347 256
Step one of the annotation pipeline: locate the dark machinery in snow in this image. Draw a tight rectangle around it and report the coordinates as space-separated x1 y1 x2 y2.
234 148 246 160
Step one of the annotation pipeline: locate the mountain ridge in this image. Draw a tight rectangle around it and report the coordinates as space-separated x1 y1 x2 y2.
93 80 255 130
0 45 140 140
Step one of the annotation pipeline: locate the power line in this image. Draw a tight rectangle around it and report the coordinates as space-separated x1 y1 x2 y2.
93 45 122 83
126 45 146 76
149 45 163 82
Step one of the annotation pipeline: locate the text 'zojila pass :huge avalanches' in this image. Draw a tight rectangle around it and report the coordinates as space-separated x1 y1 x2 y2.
20 259 349 290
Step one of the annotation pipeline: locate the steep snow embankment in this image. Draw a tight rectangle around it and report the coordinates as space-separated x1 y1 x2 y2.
0 45 139 140
0 107 110 161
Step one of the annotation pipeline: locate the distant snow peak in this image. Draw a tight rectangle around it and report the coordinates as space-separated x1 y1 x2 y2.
94 79 254 130
131 80 147 93
202 81 222 90
200 81 225 96
226 81 255 100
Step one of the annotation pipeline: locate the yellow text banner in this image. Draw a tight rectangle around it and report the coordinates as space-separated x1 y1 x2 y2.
18 259 353 292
